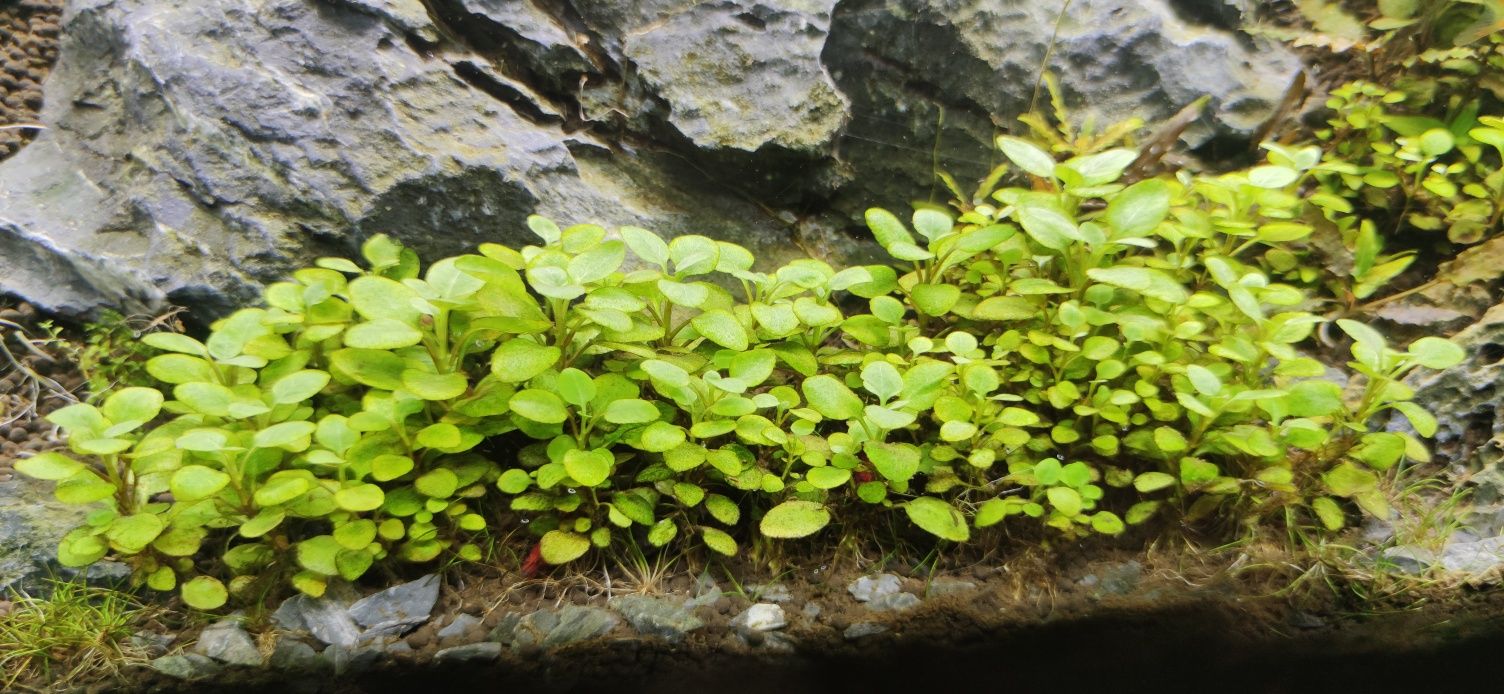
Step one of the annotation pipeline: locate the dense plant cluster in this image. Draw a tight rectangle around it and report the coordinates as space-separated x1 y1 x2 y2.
13 133 1465 610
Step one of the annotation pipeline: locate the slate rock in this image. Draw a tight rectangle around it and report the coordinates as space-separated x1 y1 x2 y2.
847 573 902 602
128 631 176 659
151 654 223 680
927 577 977 597
267 638 325 673
866 592 920 612
434 641 503 664
545 605 619 648
272 594 361 648
193 619 261 666
347 574 439 634
1381 545 1439 574
684 572 723 608
732 603 786 632
322 643 386 676
1078 561 1143 597
1409 302 1504 469
1441 536 1504 577
748 583 793 603
1 0 1301 318
843 622 887 640
436 612 484 644
0 476 130 596
609 594 702 642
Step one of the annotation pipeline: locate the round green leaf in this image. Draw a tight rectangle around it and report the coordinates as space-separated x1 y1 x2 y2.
415 469 459 499
253 421 317 450
14 452 85 481
402 370 468 401
490 339 561 382
345 319 423 350
254 475 311 506
105 513 165 553
371 454 416 482
540 530 591 565
801 374 863 420
170 465 231 501
270 370 331 405
510 389 569 424
334 519 378 550
806 465 851 489
690 309 749 351
759 500 830 539
563 448 613 487
639 421 686 453
1132 471 1176 493
701 526 738 556
904 496 970 542
181 576 229 610
102 387 164 425
240 508 286 538
335 483 386 512
603 399 659 424
1407 337 1465 370
496 468 531 494
297 535 343 576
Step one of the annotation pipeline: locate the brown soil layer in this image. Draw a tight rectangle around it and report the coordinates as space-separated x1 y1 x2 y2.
0 299 80 477
0 0 61 160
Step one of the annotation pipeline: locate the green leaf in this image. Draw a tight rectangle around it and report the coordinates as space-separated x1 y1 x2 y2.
1323 461 1377 496
556 368 597 408
639 421 686 452
604 399 659 424
170 466 231 501
1133 471 1176 493
105 513 165 553
345 319 422 350
622 226 669 267
564 448 613 487
142 333 208 356
1086 266 1188 302
1407 337 1464 370
701 527 738 556
705 494 740 525
865 441 919 483
669 235 721 276
1017 204 1081 250
510 389 569 424
1311 496 1345 531
181 576 229 610
912 209 954 242
1104 179 1170 236
806 465 852 489
540 530 591 564
904 496 970 542
1185 365 1222 397
253 421 316 450
240 509 286 538
102 387 164 425
864 208 915 249
997 136 1056 178
646 519 677 547
296 535 343 576
1248 165 1299 188
415 469 459 498
253 476 310 506
1046 487 1083 516
490 339 561 383
528 215 562 244
401 370 469 401
14 452 85 481
1393 401 1438 438
271 371 331 405
568 240 625 283
335 484 385 512
329 349 406 390
348 276 422 324
802 375 864 420
759 500 831 539
860 362 904 402
145 354 217 384
911 283 961 316
972 296 1035 321
691 310 749 350
496 468 531 494
1090 511 1126 535
173 383 234 417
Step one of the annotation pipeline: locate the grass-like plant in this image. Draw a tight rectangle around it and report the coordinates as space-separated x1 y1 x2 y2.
0 581 155 692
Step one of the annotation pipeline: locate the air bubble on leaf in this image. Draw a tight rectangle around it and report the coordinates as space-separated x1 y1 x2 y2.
567 488 577 494
521 519 530 524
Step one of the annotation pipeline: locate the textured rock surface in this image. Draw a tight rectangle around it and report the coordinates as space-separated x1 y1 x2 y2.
0 475 128 595
0 0 1301 316
1409 302 1504 469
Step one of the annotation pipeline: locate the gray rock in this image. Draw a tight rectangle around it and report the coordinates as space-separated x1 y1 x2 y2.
322 643 386 676
1079 561 1143 597
151 654 222 680
491 606 619 651
847 573 902 602
749 583 793 603
843 622 888 640
435 641 503 664
436 613 484 643
1381 545 1440 574
684 572 723 608
267 638 325 673
0 476 130 596
272 594 361 648
1441 536 1504 577
129 631 176 659
347 574 439 634
801 601 822 619
866 591 921 612
1409 302 1504 469
927 577 977 597
193 620 261 666
609 594 703 642
731 603 786 632
1 0 1301 318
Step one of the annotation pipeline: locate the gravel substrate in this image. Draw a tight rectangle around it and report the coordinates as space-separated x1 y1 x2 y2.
0 300 82 478
0 0 62 160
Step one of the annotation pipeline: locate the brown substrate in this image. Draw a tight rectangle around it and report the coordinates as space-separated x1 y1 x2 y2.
0 300 81 477
0 0 61 160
